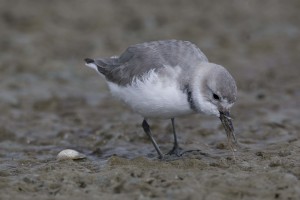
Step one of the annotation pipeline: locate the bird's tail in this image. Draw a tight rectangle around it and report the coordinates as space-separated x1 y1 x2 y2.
84 58 107 75
85 58 94 64
84 57 120 75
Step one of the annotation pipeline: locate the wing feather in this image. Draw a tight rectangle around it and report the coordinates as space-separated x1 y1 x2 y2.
94 40 208 85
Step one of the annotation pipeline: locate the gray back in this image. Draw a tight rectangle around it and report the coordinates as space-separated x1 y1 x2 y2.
94 40 208 85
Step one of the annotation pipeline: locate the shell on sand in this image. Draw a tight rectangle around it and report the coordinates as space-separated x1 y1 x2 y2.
57 149 86 161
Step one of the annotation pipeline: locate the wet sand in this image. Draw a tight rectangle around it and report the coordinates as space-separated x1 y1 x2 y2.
1 0 300 199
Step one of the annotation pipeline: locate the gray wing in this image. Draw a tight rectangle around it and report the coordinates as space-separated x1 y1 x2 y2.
94 40 208 85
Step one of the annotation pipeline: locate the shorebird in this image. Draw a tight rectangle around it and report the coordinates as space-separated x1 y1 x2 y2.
85 40 237 159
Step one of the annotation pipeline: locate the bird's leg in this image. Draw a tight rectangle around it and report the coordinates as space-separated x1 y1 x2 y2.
167 118 182 156
142 119 163 159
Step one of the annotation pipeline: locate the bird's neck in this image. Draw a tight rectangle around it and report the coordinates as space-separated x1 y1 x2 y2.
189 64 219 116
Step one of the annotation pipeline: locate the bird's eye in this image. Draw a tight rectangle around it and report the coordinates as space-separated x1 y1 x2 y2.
213 93 220 100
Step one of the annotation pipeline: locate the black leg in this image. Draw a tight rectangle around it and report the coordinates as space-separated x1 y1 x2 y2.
142 119 163 159
171 118 178 148
167 118 182 156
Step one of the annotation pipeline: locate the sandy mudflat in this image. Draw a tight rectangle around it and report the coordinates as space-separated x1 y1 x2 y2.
0 0 300 199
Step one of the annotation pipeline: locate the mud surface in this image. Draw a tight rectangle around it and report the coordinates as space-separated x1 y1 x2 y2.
1 1 300 199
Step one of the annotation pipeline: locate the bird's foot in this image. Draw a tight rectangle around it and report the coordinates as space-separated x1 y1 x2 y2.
166 145 183 157
162 148 212 161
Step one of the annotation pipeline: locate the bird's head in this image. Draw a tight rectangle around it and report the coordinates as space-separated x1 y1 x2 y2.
191 63 237 145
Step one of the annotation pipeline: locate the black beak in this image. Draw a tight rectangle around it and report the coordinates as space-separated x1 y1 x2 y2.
219 111 237 146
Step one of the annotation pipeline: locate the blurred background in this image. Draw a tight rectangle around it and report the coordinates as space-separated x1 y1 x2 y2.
1 0 300 199
1 0 299 101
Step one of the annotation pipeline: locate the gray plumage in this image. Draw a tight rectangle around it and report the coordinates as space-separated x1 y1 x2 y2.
91 40 208 85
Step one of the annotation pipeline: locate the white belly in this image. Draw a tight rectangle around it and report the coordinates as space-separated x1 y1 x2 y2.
107 70 193 119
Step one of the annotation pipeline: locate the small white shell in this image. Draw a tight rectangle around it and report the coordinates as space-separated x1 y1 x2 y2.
57 149 86 161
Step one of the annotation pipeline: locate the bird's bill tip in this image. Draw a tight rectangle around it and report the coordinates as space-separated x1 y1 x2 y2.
219 111 237 145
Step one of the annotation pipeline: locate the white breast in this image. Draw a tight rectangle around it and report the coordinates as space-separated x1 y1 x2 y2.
107 68 194 119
